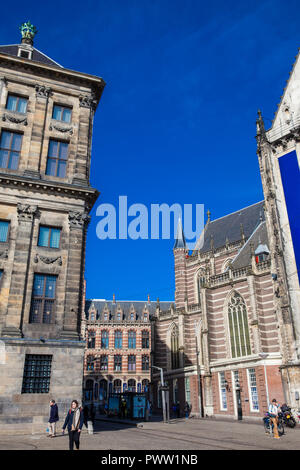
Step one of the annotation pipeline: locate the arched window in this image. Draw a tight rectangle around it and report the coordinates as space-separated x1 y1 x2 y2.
101 330 109 349
99 379 107 401
128 331 136 349
170 325 179 370
196 270 206 304
113 379 122 393
114 330 122 349
142 330 149 349
228 292 251 358
128 379 136 392
142 379 149 393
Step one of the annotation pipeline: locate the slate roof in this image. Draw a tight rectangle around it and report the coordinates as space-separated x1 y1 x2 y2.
85 299 174 321
230 221 269 270
194 201 265 253
0 44 62 67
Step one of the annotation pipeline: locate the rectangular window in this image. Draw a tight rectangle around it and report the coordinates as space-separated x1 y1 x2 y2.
0 221 9 243
38 226 61 248
101 331 109 349
128 355 136 371
29 274 57 324
128 332 136 349
114 332 122 349
248 368 259 412
52 105 72 123
45 140 68 178
100 355 108 371
142 332 149 349
114 355 122 371
142 355 149 371
0 130 22 170
21 354 52 394
6 94 28 113
219 372 227 410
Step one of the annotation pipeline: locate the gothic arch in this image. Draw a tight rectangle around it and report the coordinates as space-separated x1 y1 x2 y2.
194 268 206 304
223 290 252 359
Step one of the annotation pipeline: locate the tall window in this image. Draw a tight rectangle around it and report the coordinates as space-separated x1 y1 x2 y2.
6 94 28 113
248 368 259 411
171 325 179 370
21 355 52 394
114 330 122 349
142 330 149 349
219 372 227 410
142 379 149 393
128 379 136 392
29 274 57 324
38 226 61 248
114 379 122 393
142 355 149 371
0 221 9 243
99 379 107 401
128 331 136 349
101 330 109 349
197 271 206 304
52 104 72 123
114 355 122 371
185 377 191 405
100 355 108 371
128 355 136 371
86 356 95 371
88 331 96 349
46 140 68 178
0 131 22 170
228 292 251 358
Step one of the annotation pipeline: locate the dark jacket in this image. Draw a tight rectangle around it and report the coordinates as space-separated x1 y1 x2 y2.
63 408 84 432
49 403 59 423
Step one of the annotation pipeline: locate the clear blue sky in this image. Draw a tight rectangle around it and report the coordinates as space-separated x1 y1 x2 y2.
1 0 299 301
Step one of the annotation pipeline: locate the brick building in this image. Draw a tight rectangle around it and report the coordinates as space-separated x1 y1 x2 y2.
152 49 300 421
82 296 172 409
0 23 104 433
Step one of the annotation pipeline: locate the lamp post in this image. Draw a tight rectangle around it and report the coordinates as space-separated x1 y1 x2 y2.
259 352 270 408
152 365 167 423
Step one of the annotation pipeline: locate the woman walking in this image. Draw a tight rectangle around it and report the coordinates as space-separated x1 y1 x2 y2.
62 400 84 450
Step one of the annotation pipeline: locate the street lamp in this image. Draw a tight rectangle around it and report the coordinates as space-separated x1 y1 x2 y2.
259 352 270 407
152 365 168 423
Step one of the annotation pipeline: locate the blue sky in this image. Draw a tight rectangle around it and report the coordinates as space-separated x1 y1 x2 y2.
1 0 299 301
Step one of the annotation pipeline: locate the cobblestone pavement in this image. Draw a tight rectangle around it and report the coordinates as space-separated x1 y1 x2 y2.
0 418 299 450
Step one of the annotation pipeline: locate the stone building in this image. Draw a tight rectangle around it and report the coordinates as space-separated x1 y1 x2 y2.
0 23 105 433
152 49 300 421
82 296 172 410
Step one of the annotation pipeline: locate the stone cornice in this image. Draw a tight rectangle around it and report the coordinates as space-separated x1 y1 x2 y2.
0 53 106 104
0 172 99 210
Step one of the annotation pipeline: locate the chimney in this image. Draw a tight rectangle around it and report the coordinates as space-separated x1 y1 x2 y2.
112 293 116 304
147 294 150 304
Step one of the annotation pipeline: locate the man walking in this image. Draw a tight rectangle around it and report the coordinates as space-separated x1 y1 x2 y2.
48 400 59 437
268 398 281 439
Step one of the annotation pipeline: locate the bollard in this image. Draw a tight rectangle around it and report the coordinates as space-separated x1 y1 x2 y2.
87 420 93 435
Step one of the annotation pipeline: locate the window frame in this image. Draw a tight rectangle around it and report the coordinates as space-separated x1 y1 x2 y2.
128 330 136 349
6 93 28 114
21 354 52 394
0 220 10 243
128 354 136 371
114 354 122 372
0 130 23 170
52 104 72 123
247 368 260 412
219 372 228 411
29 273 57 324
45 139 69 178
37 225 61 249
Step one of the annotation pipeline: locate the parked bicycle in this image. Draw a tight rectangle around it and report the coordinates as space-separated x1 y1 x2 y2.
263 412 285 436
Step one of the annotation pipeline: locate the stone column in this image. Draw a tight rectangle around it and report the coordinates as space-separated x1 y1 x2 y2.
2 204 38 337
178 311 185 368
61 210 90 340
24 84 52 178
247 273 262 354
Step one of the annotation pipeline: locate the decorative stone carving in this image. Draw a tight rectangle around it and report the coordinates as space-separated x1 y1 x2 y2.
35 84 52 98
17 203 38 221
68 211 91 228
34 253 62 265
79 94 97 110
49 121 73 135
2 112 28 125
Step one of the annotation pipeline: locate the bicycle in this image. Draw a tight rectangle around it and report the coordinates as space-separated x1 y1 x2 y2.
263 412 285 436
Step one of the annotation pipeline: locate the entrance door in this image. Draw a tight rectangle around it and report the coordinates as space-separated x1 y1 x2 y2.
236 389 242 420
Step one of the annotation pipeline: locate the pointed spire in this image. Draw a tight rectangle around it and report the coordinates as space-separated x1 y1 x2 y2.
256 109 268 144
207 210 211 223
174 217 186 249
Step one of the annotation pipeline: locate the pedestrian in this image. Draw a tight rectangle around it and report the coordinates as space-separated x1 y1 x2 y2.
62 400 84 450
268 398 281 439
184 401 190 419
48 399 59 437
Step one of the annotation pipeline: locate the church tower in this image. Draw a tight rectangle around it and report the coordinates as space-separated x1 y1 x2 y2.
257 49 300 406
0 23 105 433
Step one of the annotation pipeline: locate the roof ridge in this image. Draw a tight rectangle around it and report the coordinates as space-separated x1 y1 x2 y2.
230 221 266 266
207 200 264 225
